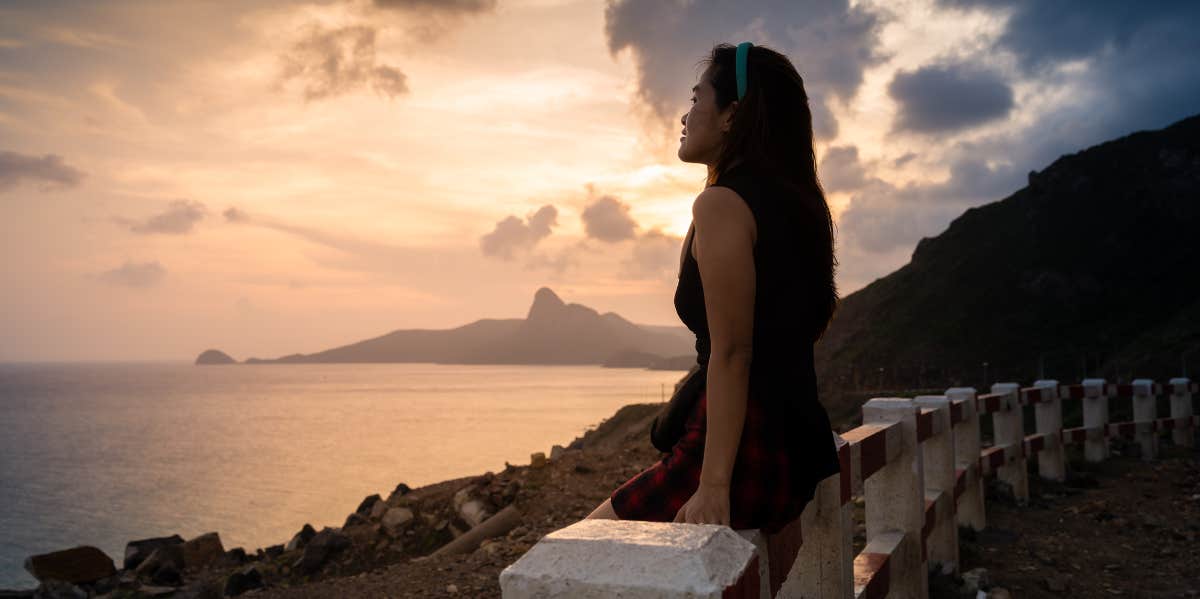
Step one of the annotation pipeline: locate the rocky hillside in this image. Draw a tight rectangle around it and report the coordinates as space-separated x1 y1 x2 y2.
816 114 1200 403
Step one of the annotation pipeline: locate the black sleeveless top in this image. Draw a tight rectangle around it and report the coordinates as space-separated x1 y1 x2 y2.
674 161 840 483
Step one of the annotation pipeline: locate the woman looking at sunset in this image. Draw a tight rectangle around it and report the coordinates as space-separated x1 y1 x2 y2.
583 42 842 533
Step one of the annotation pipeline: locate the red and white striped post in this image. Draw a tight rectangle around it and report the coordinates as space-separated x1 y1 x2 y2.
913 395 959 575
989 382 1029 504
788 433 853 599
1169 377 1194 448
1031 379 1065 481
1082 378 1110 462
945 387 985 531
1131 378 1159 460
861 397 928 599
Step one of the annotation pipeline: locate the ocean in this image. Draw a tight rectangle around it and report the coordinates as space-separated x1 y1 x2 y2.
0 361 684 589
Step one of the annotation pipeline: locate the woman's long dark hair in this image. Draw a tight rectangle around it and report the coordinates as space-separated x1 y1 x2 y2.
699 42 839 342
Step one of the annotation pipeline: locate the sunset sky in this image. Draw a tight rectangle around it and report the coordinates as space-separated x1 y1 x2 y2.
2 0 1197 362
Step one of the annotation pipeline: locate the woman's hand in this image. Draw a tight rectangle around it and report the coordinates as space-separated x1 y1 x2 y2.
673 481 731 526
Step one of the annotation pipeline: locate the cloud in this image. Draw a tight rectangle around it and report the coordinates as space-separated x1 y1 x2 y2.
580 195 638 242
603 0 886 140
99 260 167 288
818 145 867 192
837 154 1021 255
371 0 497 13
939 0 1195 73
116 199 207 234
888 62 1014 133
620 227 684 281
277 24 409 102
479 204 559 259
0 150 86 191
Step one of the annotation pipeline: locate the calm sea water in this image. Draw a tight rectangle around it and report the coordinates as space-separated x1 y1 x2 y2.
0 362 684 589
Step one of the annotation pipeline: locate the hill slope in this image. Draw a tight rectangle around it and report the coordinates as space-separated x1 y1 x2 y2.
816 114 1200 395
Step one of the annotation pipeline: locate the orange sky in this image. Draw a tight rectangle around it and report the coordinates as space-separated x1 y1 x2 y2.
4 0 1157 361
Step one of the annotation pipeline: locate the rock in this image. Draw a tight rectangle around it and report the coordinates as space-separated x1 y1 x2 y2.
149 563 182 587
550 445 566 461
215 547 248 569
223 565 264 597
344 512 369 528
285 524 317 552
134 544 184 580
446 583 458 593
355 494 382 517
382 507 415 534
90 573 120 595
124 535 185 570
195 349 237 365
23 546 116 585
961 567 989 594
180 532 224 571
370 499 390 520
1044 573 1069 593
386 483 412 503
988 588 1012 599
453 487 493 528
530 452 547 468
31 579 86 599
293 528 350 575
343 523 382 547
263 544 284 560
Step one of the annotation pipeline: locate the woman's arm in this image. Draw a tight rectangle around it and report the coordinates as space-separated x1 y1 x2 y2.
673 185 756 526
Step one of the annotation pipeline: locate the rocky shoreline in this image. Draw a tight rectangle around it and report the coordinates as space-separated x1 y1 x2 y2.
6 400 1198 599
1 401 669 599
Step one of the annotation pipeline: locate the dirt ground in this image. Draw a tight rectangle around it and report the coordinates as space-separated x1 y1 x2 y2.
229 405 1199 599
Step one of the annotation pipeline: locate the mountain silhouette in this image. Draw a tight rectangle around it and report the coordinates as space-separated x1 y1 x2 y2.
228 287 694 366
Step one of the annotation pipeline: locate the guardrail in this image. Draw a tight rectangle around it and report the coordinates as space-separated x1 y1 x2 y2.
499 377 1197 598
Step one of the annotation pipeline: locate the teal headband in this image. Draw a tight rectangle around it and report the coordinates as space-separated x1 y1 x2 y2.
735 41 752 101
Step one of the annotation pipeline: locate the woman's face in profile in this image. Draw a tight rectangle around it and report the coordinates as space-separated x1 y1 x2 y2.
678 69 735 166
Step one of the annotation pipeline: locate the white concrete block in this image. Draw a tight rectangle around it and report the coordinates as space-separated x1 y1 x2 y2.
499 520 758 598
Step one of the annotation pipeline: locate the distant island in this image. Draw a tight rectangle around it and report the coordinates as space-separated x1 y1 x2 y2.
197 287 696 370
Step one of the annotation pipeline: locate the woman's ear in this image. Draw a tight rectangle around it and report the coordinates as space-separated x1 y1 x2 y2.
721 101 738 132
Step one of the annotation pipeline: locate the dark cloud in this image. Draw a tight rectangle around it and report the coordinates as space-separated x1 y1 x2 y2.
372 0 497 13
818 145 867 192
116 199 206 234
603 0 886 140
479 204 558 260
277 24 409 102
99 260 166 288
581 195 638 242
888 62 1014 133
938 0 1195 73
0 150 85 191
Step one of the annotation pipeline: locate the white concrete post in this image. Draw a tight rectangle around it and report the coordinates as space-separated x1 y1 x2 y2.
990 382 1029 504
861 398 928 599
1169 377 1194 448
913 395 959 576
1082 378 1110 462
946 387 985 531
787 433 852 599
1131 379 1159 460
498 520 762 598
1032 379 1066 481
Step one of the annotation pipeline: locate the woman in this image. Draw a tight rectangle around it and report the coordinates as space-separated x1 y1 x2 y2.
584 42 841 534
